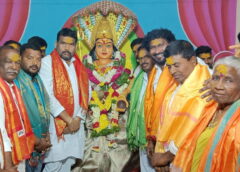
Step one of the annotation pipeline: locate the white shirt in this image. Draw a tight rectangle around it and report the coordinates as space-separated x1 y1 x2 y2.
0 82 15 168
197 57 213 74
133 65 142 78
139 72 148 104
153 65 162 92
39 54 89 162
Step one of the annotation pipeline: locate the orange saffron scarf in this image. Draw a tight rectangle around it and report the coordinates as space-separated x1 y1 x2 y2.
51 49 89 136
144 66 177 138
155 64 216 152
0 78 34 165
173 101 240 172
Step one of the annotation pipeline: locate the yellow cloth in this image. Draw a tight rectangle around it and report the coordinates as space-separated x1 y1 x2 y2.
155 64 215 152
191 126 217 172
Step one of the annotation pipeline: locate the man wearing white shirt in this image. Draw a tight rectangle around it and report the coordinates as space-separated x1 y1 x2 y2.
142 29 176 171
39 28 90 172
127 45 155 172
0 46 35 172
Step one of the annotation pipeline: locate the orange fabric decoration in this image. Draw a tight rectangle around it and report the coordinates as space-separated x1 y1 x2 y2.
144 66 177 138
155 64 216 152
51 49 89 137
173 104 240 172
0 78 34 165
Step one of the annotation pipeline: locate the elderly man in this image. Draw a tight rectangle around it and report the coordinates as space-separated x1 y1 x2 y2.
173 56 240 171
15 43 51 172
39 28 89 172
151 40 216 171
0 46 35 171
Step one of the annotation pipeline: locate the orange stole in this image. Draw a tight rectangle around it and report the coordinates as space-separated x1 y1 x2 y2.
155 64 215 152
51 49 89 137
173 105 240 172
198 107 240 172
0 78 34 165
144 66 177 137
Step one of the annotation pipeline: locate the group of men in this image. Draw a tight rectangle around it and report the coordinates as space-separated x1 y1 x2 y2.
0 25 239 172
0 28 88 172
128 28 219 171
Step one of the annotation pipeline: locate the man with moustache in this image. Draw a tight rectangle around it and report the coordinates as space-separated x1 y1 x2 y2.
0 46 35 172
127 44 155 172
15 43 51 172
39 28 89 172
151 40 216 171
142 29 176 161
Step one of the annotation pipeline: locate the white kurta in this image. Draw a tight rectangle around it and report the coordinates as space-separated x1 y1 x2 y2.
138 73 156 172
0 82 25 172
0 92 12 169
153 65 162 92
39 55 86 163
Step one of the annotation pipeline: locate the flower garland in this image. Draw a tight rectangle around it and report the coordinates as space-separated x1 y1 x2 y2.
83 51 132 137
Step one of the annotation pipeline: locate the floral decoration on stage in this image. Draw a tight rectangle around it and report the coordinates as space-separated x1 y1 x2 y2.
83 51 131 137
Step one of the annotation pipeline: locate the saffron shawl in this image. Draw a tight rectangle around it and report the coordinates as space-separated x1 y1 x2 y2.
0 77 34 164
144 66 176 138
51 49 89 136
155 64 216 152
173 100 240 172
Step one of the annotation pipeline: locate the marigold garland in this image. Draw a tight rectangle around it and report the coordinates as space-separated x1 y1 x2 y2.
83 51 132 137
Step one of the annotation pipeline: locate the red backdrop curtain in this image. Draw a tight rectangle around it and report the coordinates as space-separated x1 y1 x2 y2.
178 0 237 55
0 0 30 45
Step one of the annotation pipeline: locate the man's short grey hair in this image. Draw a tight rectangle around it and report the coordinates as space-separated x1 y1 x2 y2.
213 56 240 76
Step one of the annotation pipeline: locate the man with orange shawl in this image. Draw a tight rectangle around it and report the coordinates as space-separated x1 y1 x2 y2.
39 28 89 172
143 28 176 156
0 46 35 171
172 56 240 172
151 40 216 171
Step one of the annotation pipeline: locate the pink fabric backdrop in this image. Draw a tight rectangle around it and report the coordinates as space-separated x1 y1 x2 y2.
0 0 30 45
178 0 237 55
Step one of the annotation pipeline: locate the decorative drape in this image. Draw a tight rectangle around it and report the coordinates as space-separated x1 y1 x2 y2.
178 0 237 55
0 0 30 45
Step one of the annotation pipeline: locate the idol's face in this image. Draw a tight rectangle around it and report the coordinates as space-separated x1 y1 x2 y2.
95 38 114 60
